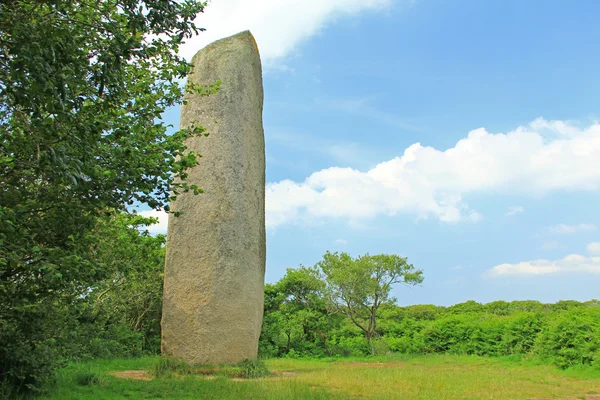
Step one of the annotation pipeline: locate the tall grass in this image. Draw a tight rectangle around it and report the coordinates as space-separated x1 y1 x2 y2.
38 354 600 400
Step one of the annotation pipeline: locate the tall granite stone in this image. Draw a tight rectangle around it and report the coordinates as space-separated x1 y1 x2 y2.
161 31 265 365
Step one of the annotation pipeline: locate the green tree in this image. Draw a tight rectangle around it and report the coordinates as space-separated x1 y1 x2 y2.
316 252 424 353
84 211 166 355
0 0 207 393
260 267 335 357
403 304 445 321
448 300 484 315
47 211 167 362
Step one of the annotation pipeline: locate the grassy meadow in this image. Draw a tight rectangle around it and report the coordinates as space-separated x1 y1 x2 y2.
40 355 600 400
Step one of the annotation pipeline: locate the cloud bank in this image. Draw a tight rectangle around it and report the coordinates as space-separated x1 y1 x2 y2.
180 0 393 64
588 242 600 255
486 242 600 277
486 254 600 277
267 118 600 228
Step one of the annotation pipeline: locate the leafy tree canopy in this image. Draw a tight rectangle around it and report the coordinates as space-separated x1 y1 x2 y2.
0 0 207 393
316 251 424 350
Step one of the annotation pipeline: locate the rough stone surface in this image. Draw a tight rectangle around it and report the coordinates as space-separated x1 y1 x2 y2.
161 30 265 365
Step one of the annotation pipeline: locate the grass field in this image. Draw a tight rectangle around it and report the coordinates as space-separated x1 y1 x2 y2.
40 355 600 400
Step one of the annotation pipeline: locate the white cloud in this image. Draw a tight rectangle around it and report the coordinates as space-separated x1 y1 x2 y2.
505 206 524 216
529 117 582 138
334 239 348 245
266 119 600 228
587 242 600 255
180 0 394 65
543 223 597 235
485 254 600 277
138 209 169 235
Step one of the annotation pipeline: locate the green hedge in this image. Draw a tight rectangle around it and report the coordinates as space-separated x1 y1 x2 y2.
260 300 600 369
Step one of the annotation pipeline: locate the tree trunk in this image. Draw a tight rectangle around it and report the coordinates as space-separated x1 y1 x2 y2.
366 331 374 355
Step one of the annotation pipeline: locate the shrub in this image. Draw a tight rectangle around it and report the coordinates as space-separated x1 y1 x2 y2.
330 335 370 356
234 359 270 379
466 316 505 356
0 381 15 400
0 327 61 396
370 337 391 356
152 357 192 378
74 370 106 387
422 316 476 354
502 313 545 355
403 305 444 321
285 348 300 359
420 314 506 356
384 335 426 354
534 312 600 369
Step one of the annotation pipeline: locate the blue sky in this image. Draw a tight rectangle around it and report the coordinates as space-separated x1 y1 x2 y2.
148 0 600 306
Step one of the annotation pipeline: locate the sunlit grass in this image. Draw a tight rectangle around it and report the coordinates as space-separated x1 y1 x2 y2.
40 354 600 400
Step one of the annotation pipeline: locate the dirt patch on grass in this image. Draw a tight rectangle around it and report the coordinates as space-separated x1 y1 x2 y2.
110 369 297 382
278 371 299 377
267 370 298 379
110 370 152 381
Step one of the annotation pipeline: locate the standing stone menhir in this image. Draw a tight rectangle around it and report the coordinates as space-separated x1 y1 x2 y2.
161 30 266 365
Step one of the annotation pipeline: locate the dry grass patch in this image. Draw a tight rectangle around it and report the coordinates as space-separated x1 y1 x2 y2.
109 370 152 381
266 356 600 399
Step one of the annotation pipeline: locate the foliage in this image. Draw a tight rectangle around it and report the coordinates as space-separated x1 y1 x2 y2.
502 312 544 354
0 0 207 393
80 212 166 356
152 357 192 378
74 370 106 387
260 266 600 371
534 311 600 369
232 359 270 379
259 267 336 358
316 252 424 351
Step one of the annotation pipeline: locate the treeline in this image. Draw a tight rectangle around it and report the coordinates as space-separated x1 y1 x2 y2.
0 212 166 395
65 254 600 373
260 267 600 370
34 238 600 375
